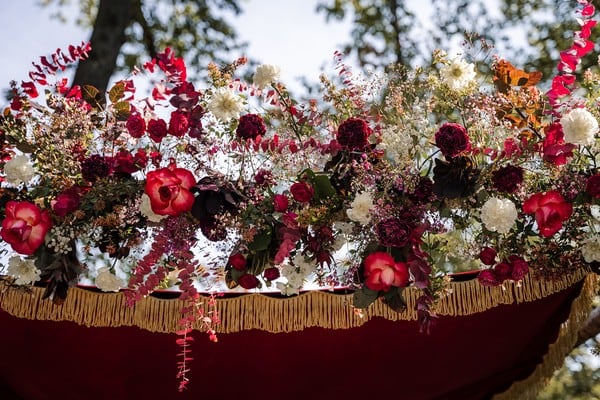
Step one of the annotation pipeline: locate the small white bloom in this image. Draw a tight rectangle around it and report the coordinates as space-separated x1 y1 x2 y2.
140 194 166 223
440 57 477 92
7 256 41 285
4 155 35 185
379 126 413 164
292 254 316 276
591 205 600 222
346 192 374 225
276 281 299 296
480 197 518 234
207 88 245 121
561 108 598 146
253 64 281 89
95 267 124 292
581 236 600 263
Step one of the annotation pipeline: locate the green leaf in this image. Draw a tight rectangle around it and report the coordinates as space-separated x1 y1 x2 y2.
82 85 105 110
312 173 338 201
383 287 406 313
114 101 131 121
108 82 125 103
248 228 272 252
352 286 379 309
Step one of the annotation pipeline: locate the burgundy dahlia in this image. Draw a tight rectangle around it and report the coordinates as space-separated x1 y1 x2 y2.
336 117 371 151
410 177 434 204
236 113 266 140
587 174 600 198
80 154 112 183
492 164 523 193
434 122 470 158
375 217 413 248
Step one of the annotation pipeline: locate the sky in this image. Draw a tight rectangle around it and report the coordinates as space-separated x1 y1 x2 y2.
0 0 357 97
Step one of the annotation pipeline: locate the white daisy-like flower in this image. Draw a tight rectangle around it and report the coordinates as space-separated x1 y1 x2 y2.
561 107 598 146
207 88 245 121
440 57 477 92
253 64 281 89
346 192 375 225
95 267 124 292
580 236 600 263
139 194 166 223
480 197 518 234
7 256 41 285
4 154 35 185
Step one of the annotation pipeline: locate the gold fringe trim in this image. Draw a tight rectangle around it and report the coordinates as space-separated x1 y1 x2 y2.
493 273 600 400
0 269 591 335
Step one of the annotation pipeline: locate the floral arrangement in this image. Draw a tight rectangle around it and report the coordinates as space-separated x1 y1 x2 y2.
1 0 599 389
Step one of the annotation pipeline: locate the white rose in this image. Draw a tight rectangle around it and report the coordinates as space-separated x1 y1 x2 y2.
440 57 477 92
561 108 598 146
346 192 374 225
4 155 35 185
140 194 166 223
7 256 41 285
480 197 518 234
207 88 245 121
95 267 124 292
253 64 281 89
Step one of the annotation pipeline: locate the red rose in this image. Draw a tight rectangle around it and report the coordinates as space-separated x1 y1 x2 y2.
492 165 523 193
434 122 470 158
228 253 247 271
1 201 52 255
238 273 260 289
112 150 142 175
336 117 371 151
263 267 280 281
493 262 512 283
273 194 289 212
479 247 497 266
478 269 499 287
523 191 573 237
236 114 266 140
126 113 146 138
147 118 168 143
290 181 314 203
145 167 195 216
53 189 81 217
586 174 600 198
508 255 529 281
168 111 189 137
363 251 409 292
542 123 575 166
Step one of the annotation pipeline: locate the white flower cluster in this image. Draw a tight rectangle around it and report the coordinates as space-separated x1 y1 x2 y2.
46 225 76 254
7 256 41 285
207 88 245 121
346 192 374 225
95 267 124 292
253 64 281 89
561 107 598 146
276 254 316 296
480 197 518 234
3 154 35 185
379 126 414 165
439 57 477 92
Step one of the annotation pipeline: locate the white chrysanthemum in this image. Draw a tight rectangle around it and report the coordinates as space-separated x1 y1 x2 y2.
440 57 477 91
253 64 281 89
379 126 413 164
581 236 600 263
95 267 124 292
207 88 245 121
7 256 41 285
480 197 518 234
4 155 35 185
140 194 166 223
346 192 374 225
561 108 598 146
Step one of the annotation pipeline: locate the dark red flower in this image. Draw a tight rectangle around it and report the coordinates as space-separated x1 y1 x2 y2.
254 169 274 186
126 113 146 138
113 150 142 175
80 154 112 183
479 247 497 266
478 269 499 286
586 174 600 198
363 251 409 292
263 267 280 281
168 111 189 137
236 114 266 140
508 255 529 281
53 188 81 217
434 122 470 158
492 165 523 193
493 262 512 282
409 177 434 204
290 181 314 203
542 123 575 166
375 217 412 248
336 117 371 151
238 273 260 289
147 118 168 143
273 194 289 212
523 191 573 237
227 253 247 271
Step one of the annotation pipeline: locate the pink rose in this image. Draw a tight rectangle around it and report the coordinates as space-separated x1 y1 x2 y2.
145 167 195 216
290 181 314 203
1 201 52 255
363 251 409 292
523 191 573 237
273 194 289 212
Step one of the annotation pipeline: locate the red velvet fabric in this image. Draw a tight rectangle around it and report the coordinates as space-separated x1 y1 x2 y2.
0 280 582 400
